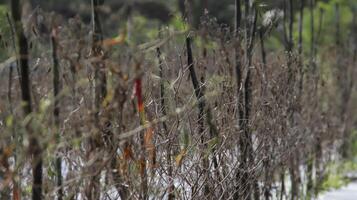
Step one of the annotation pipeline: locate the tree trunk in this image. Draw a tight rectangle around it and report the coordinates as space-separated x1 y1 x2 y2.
11 0 43 199
186 36 210 197
88 0 107 199
51 27 63 200
157 47 175 200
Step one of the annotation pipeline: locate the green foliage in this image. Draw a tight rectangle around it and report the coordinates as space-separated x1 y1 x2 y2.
179 125 190 150
349 129 357 158
194 36 218 52
342 160 357 171
127 15 159 45
265 34 284 51
5 115 13 127
295 0 354 53
170 14 188 32
0 5 11 61
320 160 357 192
321 172 347 190
204 137 218 158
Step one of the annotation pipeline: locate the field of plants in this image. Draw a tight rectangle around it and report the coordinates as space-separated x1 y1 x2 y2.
0 0 357 199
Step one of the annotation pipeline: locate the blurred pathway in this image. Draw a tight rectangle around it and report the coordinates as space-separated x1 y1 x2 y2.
318 182 357 200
